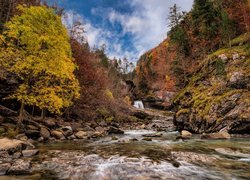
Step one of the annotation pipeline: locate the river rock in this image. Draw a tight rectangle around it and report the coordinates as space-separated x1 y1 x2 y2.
142 137 152 141
142 133 162 138
61 126 73 137
22 149 39 157
111 136 118 141
95 126 105 134
0 138 26 154
51 130 65 140
8 159 31 175
15 134 28 141
75 131 88 139
201 132 231 140
67 134 76 140
107 126 124 134
27 125 39 130
25 130 40 139
181 130 192 138
40 127 50 140
61 126 72 132
172 151 216 165
44 118 56 128
0 163 11 175
81 125 95 132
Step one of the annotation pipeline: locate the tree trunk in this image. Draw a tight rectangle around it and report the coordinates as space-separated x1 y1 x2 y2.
41 109 45 120
31 105 35 116
19 100 24 122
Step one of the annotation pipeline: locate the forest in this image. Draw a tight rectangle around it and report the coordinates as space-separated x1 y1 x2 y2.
0 0 249 179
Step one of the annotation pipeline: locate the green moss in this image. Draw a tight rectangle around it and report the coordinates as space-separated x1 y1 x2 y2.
6 128 19 139
173 33 249 122
105 116 114 122
176 109 189 117
214 58 226 77
231 33 250 46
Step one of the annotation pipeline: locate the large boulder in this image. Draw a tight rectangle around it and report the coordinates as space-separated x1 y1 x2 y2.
75 131 88 139
40 128 50 140
201 132 231 140
51 130 65 140
7 159 31 175
0 163 11 175
25 130 40 139
181 130 192 138
0 138 26 154
22 149 39 157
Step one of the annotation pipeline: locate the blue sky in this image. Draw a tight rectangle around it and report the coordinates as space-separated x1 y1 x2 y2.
52 0 194 62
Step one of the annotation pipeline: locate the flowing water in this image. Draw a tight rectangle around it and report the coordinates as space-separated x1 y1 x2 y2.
133 101 145 109
3 130 250 180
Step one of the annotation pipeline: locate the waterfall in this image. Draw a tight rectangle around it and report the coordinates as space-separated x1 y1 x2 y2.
133 100 144 109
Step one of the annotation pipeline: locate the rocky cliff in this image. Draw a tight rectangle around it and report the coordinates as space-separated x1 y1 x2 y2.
173 33 250 133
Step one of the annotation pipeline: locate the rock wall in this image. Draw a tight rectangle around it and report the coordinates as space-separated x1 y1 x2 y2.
173 33 250 134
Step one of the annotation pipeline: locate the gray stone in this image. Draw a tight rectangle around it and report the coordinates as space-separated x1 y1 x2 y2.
40 128 50 140
201 132 231 140
95 126 105 133
8 159 31 175
107 126 124 134
0 163 11 175
61 126 72 132
12 152 22 159
142 133 162 138
22 149 39 157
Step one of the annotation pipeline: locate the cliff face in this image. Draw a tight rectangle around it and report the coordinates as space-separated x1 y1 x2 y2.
135 0 250 109
135 39 177 107
173 33 250 134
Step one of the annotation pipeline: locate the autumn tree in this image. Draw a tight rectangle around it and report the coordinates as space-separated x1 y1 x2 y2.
0 0 42 31
0 5 80 120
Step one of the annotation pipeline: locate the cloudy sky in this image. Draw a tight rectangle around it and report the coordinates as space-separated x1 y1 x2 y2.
54 0 194 62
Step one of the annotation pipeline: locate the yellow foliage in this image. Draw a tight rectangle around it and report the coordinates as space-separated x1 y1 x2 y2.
165 75 171 81
123 96 132 106
105 89 114 100
0 5 80 114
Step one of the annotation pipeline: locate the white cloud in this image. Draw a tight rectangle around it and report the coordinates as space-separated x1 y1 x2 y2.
104 0 193 61
63 1 193 62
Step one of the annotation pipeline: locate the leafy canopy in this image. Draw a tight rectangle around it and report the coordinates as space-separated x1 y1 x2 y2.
0 5 80 114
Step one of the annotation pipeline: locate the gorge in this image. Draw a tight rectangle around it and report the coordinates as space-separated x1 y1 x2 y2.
0 0 249 179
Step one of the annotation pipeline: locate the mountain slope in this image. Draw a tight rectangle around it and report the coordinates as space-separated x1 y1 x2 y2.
173 33 250 133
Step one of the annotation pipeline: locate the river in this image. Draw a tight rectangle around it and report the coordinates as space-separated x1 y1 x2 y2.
3 130 250 180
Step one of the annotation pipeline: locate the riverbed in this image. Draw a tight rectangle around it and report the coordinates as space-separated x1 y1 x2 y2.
2 130 250 180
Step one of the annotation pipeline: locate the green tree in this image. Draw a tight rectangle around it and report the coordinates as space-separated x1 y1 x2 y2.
0 5 80 120
168 4 186 29
168 4 189 56
191 0 220 38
